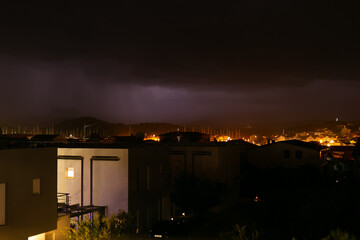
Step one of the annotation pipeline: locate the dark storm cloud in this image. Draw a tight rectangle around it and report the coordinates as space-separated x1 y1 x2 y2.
1 55 360 123
0 0 359 123
2 0 359 86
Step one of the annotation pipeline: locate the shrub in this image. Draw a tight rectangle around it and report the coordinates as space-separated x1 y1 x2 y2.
64 210 134 240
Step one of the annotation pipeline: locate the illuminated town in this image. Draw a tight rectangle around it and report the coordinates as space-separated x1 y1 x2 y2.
1 117 360 239
1 0 360 239
1 118 358 147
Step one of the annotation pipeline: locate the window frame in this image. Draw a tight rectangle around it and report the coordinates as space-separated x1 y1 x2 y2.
65 167 75 179
33 178 41 196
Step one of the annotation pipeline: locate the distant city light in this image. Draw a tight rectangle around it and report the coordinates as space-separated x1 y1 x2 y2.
215 135 232 142
144 134 160 142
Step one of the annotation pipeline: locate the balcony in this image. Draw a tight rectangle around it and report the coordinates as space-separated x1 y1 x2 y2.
57 192 107 218
57 193 70 216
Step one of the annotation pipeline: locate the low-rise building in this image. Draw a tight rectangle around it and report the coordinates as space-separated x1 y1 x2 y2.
166 140 256 213
57 144 170 232
247 140 324 168
0 148 57 240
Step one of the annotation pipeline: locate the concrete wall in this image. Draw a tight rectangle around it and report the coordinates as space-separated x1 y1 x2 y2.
57 159 82 206
45 215 70 240
169 145 221 180
218 145 242 183
57 148 128 215
248 143 321 168
0 148 57 240
168 144 244 209
168 144 249 183
128 145 170 230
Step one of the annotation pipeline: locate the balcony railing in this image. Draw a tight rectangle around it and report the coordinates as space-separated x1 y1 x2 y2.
57 192 106 218
57 192 70 215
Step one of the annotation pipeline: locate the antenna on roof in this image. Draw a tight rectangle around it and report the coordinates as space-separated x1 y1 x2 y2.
83 123 93 139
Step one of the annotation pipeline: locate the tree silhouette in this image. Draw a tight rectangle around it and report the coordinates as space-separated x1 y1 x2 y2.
170 174 227 215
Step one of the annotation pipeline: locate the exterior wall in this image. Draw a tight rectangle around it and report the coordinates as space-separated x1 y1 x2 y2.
46 215 70 240
169 144 244 182
128 145 170 231
354 155 360 176
168 144 245 209
218 145 242 183
58 159 82 206
0 148 57 240
169 145 220 180
248 143 321 168
57 148 128 215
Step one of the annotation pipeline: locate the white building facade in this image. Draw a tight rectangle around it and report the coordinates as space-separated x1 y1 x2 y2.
57 148 129 215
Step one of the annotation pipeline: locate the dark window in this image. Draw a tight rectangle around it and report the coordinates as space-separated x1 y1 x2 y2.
283 150 290 159
169 174 172 187
296 150 303 159
146 166 150 191
33 178 41 195
136 168 140 192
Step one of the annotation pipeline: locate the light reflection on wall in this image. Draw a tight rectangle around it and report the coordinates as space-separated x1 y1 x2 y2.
28 233 45 240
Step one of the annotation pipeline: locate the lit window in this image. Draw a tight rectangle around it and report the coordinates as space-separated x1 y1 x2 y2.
0 183 5 225
33 178 40 195
66 167 75 179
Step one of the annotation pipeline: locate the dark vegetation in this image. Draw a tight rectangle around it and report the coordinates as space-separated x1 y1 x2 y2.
170 174 227 215
169 164 360 239
222 164 360 239
64 210 135 240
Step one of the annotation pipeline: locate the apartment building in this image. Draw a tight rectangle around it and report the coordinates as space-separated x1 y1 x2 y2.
247 140 324 168
0 148 57 240
57 144 170 231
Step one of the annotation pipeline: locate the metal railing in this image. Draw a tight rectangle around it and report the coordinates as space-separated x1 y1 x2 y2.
57 192 70 214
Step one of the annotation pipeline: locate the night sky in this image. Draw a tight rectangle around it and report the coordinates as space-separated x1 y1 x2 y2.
0 1 359 124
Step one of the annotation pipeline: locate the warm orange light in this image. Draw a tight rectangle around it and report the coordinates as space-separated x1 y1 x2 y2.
216 135 231 142
28 233 45 240
65 168 74 179
144 135 160 141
